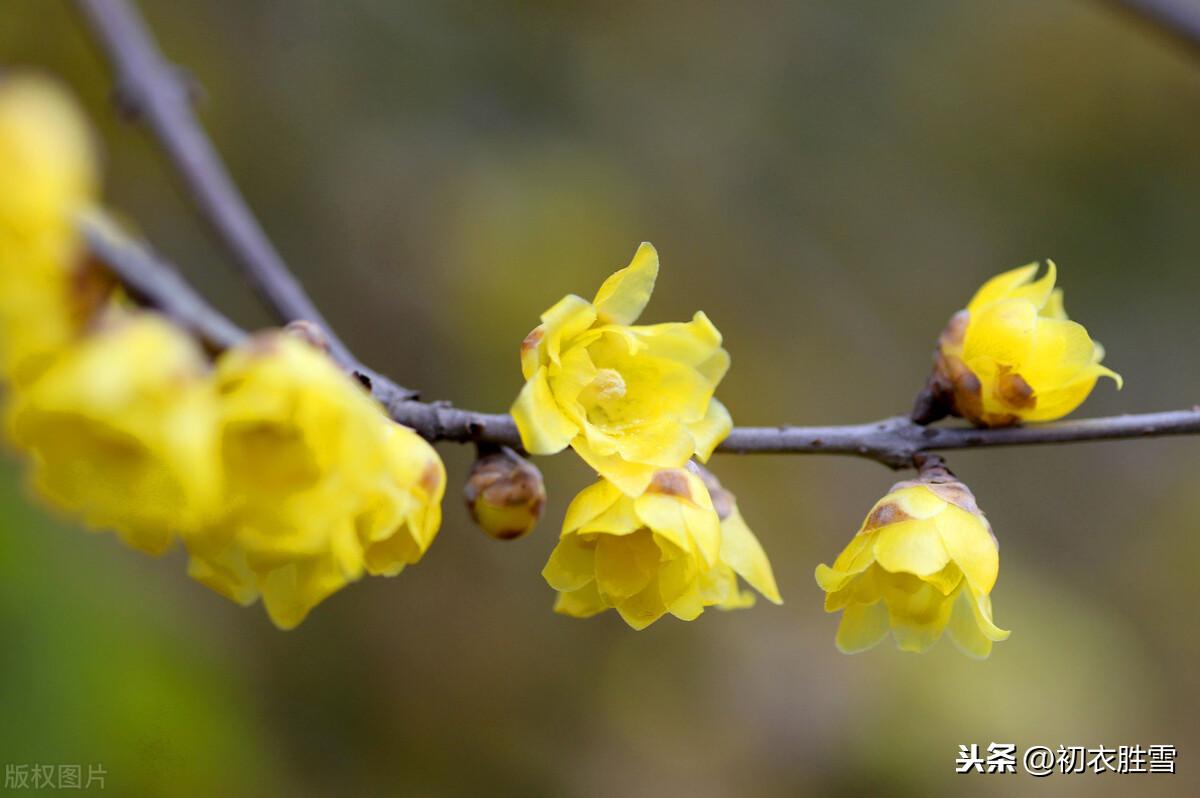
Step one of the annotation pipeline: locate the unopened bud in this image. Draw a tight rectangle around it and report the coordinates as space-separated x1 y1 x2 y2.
464 447 545 540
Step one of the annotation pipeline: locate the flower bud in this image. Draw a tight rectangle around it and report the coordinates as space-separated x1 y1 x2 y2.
815 455 1008 658
463 446 545 540
913 262 1120 427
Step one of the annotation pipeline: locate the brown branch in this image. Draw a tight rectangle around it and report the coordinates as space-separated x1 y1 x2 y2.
70 0 411 394
1102 0 1200 59
83 219 1200 469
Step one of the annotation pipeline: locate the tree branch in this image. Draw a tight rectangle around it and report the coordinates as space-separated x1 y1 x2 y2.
1102 0 1200 59
70 0 407 392
83 218 1200 469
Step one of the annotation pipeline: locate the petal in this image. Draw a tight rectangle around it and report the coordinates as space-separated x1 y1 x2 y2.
542 535 596 593
511 368 579 454
594 531 659 600
945 587 994 659
570 441 658 496
719 506 782 604
689 398 732 462
592 242 658 325
562 479 624 534
967 585 1010 642
966 262 1039 315
873 519 952 577
553 581 608 619
615 578 670 630
1002 259 1057 312
934 506 999 593
539 294 598 368
835 601 891 654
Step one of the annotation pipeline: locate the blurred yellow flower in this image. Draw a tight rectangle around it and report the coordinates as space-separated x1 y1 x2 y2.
356 420 446 578
815 470 1009 658
0 72 101 384
511 243 731 495
544 468 778 630
8 313 219 555
931 262 1121 427
185 333 445 629
0 71 97 236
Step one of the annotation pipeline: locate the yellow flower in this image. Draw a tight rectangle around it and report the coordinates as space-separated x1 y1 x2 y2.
929 262 1121 427
0 73 101 384
184 333 445 629
815 468 1009 658
0 71 98 236
355 420 446 578
7 313 219 554
463 447 545 541
511 243 731 495
543 468 779 630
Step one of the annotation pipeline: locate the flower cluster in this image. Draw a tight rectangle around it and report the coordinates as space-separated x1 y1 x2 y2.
513 245 780 629
0 73 445 629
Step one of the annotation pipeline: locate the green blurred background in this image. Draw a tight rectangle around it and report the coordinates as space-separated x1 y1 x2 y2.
2 1 1199 795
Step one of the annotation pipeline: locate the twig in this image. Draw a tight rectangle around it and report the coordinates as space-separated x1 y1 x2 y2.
70 0 405 391
84 219 1200 469
1103 0 1200 58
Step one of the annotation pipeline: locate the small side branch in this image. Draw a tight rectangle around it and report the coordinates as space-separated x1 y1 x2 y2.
71 0 401 388
85 220 1200 468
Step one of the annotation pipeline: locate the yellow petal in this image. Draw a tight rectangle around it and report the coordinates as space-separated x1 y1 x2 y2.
873 519 952 578
945 587 994 659
511 367 579 454
689 398 732 461
719 506 782 604
967 586 1010 642
614 578 669 630
553 581 608 619
537 293 597 370
934 506 999 593
542 535 596 593
592 242 658 325
562 479 623 534
835 600 890 654
966 262 1039 315
594 530 659 600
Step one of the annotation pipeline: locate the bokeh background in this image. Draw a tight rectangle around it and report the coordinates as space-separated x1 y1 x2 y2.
3 1 1199 795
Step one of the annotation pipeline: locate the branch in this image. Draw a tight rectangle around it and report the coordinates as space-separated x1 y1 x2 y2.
84 219 1200 469
70 0 404 390
1103 0 1200 59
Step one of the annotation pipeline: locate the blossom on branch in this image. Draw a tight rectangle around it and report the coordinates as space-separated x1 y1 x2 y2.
511 243 731 495
815 461 1009 658
543 468 778 629
920 262 1122 427
184 333 446 629
9 313 220 554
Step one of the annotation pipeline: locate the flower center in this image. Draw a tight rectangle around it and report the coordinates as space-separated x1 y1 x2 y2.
586 368 627 402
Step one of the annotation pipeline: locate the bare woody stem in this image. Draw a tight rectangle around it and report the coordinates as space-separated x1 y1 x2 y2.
70 0 412 395
83 220 1200 469
72 0 1200 469
1103 0 1200 59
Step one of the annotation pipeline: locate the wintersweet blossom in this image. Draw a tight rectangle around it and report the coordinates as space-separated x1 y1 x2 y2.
8 314 219 554
184 333 446 629
544 468 779 629
815 467 1009 658
930 262 1121 427
511 244 731 495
